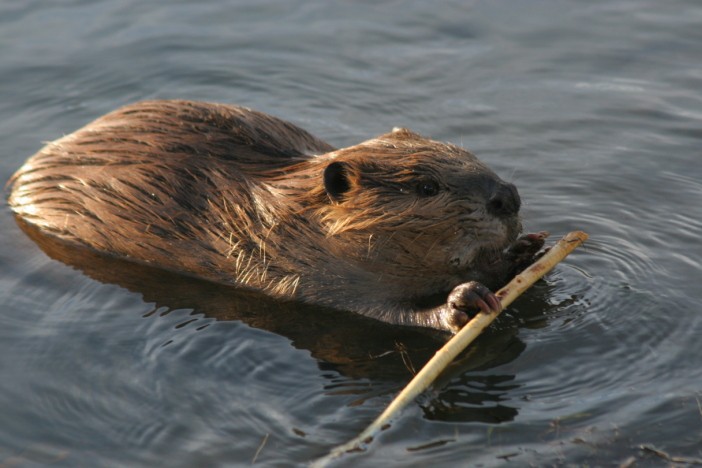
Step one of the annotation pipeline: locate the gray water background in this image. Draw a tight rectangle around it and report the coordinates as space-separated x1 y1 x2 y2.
2 1 702 466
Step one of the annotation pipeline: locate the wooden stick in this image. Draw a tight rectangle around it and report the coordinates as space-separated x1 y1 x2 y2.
314 231 588 466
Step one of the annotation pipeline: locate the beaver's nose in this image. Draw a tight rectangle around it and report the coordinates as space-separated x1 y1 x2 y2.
487 182 521 217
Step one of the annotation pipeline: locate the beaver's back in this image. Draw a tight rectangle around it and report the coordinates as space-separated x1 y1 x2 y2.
8 100 335 283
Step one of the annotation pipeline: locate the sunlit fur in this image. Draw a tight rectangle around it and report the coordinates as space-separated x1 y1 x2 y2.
8 100 521 330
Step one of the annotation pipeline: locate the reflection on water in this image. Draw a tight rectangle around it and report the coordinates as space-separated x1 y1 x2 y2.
2 0 702 466
19 217 536 402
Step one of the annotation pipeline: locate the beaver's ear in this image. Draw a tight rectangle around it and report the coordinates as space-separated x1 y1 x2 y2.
324 161 351 201
391 127 423 140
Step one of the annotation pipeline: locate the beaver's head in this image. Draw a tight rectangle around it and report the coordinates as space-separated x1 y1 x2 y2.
313 128 521 292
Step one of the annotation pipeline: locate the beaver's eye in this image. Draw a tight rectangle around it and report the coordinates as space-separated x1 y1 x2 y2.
417 179 440 197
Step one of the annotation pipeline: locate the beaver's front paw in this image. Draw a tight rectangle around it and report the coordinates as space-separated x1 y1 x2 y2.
505 231 549 271
444 281 502 332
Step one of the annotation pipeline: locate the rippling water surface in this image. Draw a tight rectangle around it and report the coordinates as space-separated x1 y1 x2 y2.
2 1 702 466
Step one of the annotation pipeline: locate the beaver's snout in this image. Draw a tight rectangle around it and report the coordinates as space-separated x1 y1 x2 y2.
487 182 521 217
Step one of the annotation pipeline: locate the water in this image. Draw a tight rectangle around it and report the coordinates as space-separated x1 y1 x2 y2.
2 0 702 466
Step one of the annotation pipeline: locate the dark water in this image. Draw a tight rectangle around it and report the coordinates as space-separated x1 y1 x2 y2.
2 1 702 466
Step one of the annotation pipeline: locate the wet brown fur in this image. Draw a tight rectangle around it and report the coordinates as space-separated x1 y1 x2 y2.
8 100 523 332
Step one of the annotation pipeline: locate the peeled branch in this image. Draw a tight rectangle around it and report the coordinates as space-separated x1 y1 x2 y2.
314 230 589 466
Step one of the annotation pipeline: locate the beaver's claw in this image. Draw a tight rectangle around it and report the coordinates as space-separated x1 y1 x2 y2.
443 281 502 332
505 231 549 271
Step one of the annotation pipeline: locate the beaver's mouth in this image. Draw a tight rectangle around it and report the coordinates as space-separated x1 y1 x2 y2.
469 217 522 266
474 239 512 267
487 215 521 247
445 215 521 275
446 231 515 274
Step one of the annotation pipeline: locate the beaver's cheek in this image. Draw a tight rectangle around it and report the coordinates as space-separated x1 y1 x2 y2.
445 244 479 272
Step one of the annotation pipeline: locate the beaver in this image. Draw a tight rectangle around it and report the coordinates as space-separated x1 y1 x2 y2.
8 100 545 333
